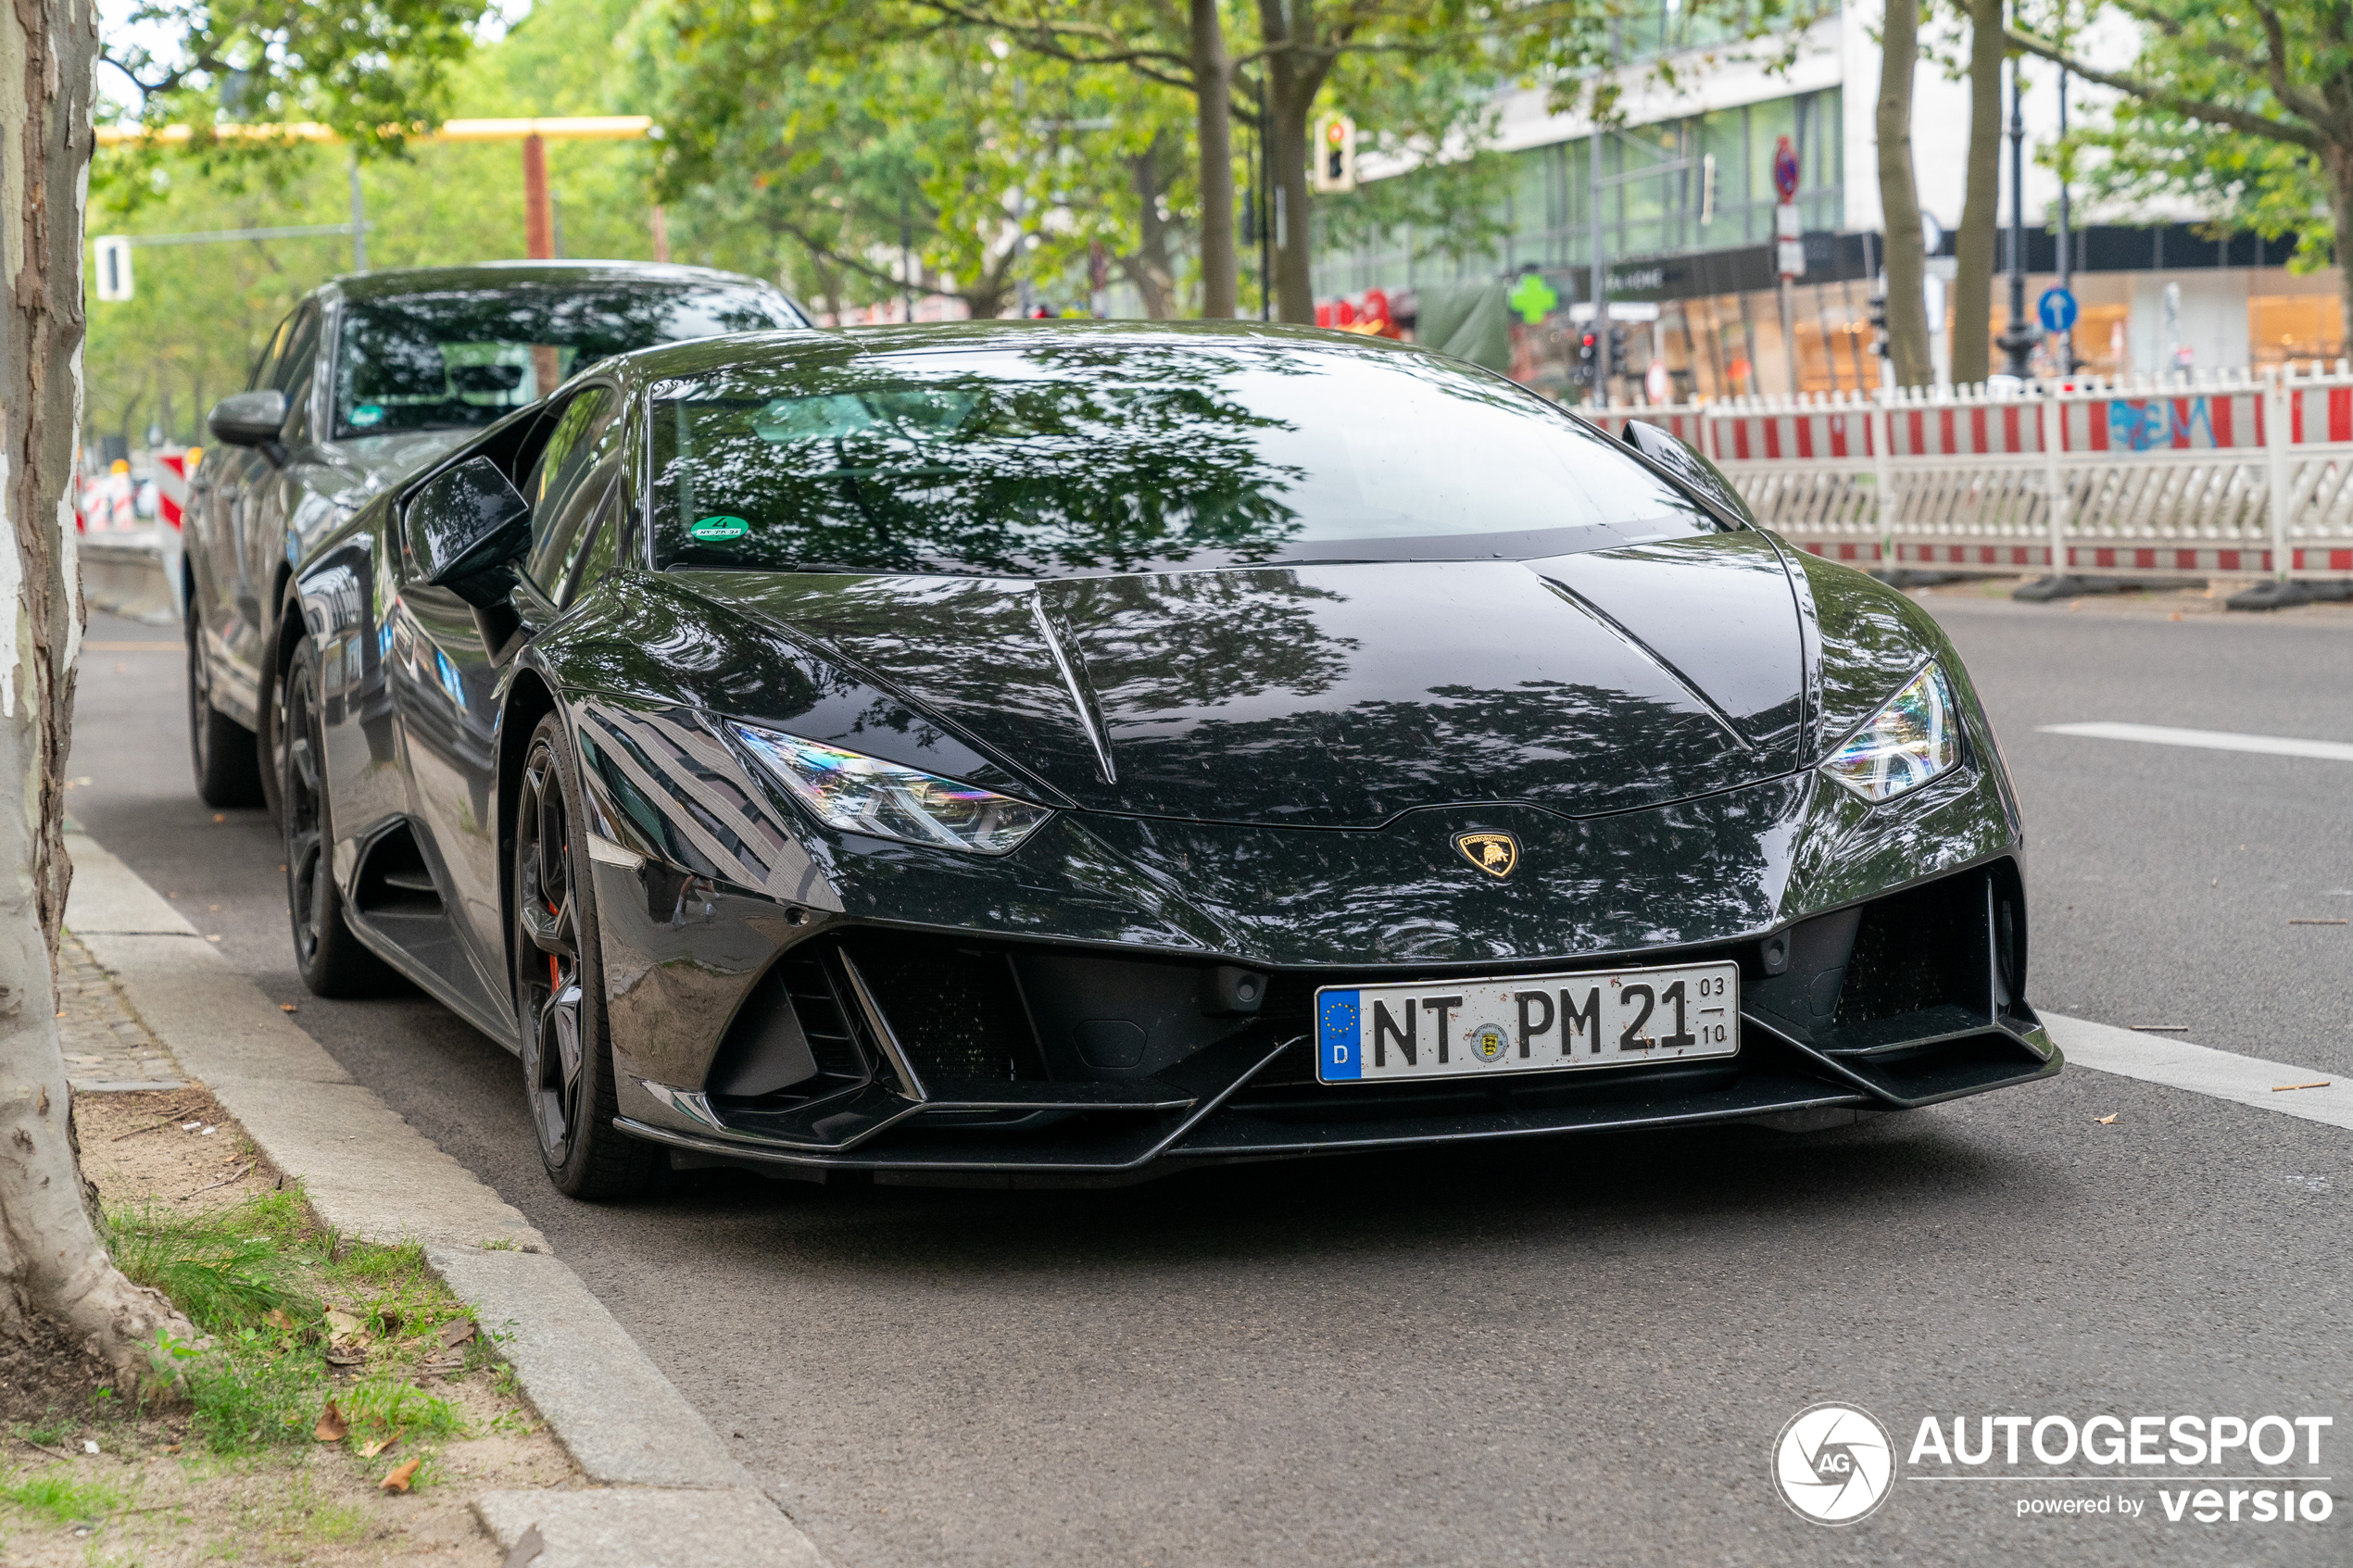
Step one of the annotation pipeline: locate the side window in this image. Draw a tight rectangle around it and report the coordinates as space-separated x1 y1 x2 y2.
273 307 323 444
519 388 620 596
248 311 296 392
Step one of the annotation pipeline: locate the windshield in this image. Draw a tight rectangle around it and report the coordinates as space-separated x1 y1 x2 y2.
648 340 1724 575
334 283 801 440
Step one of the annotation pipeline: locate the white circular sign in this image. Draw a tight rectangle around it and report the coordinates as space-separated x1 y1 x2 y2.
1773 1402 1896 1524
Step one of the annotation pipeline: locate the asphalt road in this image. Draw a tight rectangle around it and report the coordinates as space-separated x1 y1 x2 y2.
68 592 2351 1566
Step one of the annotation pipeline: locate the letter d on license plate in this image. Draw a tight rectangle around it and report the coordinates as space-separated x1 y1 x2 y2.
1315 961 1739 1085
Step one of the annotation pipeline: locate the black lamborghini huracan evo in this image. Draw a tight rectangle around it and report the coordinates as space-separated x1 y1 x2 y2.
264 320 2057 1196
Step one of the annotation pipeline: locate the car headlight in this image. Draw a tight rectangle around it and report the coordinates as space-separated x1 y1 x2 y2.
732 723 1051 855
1820 664 1961 802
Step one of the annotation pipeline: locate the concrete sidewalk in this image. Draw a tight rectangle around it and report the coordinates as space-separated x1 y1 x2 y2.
65 828 822 1568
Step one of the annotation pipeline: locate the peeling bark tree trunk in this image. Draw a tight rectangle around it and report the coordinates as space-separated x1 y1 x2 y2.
0 0 192 1383
1952 0 2005 385
1877 0 1934 388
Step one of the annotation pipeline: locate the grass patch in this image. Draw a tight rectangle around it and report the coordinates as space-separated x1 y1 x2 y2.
102 1189 484 1457
0 1466 126 1524
12 1414 76 1449
340 1374 462 1443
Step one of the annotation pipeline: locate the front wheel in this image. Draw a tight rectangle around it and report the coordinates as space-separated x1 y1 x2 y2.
281 636 398 997
514 711 658 1199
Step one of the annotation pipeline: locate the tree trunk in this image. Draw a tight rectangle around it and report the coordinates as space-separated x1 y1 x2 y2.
0 0 193 1386
1257 1 1332 324
1953 0 2004 385
1123 134 1181 320
2330 144 2353 357
1190 0 1237 319
1877 0 1933 388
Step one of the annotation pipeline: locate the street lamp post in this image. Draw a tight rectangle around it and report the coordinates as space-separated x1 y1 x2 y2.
1995 59 2040 382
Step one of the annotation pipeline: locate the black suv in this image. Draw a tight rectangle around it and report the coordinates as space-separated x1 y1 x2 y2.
187 260 810 809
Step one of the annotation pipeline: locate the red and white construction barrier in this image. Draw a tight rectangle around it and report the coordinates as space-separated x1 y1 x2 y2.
1590 364 2353 583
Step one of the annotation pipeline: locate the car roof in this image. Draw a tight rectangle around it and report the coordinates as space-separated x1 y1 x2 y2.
603 318 1431 391
314 260 787 307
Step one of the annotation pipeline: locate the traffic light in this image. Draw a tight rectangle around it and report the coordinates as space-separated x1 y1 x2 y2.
1607 324 1629 377
1575 330 1598 385
1868 292 1890 358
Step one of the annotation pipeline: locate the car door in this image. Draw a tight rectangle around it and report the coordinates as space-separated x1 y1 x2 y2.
238 303 322 665
392 384 622 1016
194 311 294 726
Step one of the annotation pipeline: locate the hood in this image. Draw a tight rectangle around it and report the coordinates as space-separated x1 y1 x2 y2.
319 429 473 495
679 530 1807 829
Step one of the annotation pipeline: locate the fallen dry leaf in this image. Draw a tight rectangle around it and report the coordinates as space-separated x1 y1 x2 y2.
357 1431 400 1460
2095 1114 2119 1125
437 1318 478 1348
324 1308 365 1341
421 1350 466 1376
263 1308 296 1332
324 1346 368 1368
380 1458 422 1492
313 1401 348 1442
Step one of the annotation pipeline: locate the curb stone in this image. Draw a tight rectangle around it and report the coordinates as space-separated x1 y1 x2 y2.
64 830 820 1566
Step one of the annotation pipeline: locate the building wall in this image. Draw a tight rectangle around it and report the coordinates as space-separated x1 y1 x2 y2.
1318 2 2328 389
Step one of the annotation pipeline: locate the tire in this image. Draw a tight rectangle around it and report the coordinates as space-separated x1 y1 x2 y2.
186 595 265 808
514 711 658 1199
280 636 400 997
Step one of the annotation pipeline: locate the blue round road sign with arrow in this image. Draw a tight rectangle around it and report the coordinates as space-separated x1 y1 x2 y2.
2037 286 2078 333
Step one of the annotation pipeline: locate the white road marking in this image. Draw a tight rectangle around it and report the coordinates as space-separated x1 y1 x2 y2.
2039 721 2353 763
2045 1013 2353 1133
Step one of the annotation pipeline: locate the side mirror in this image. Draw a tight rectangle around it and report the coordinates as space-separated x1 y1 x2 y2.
1620 419 1758 529
405 457 532 608
208 390 288 458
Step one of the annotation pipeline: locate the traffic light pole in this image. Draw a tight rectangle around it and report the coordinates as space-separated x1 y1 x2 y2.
1589 131 1606 391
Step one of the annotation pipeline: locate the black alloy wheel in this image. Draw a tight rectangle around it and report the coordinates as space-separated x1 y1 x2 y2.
280 637 397 996
514 712 657 1198
186 595 265 808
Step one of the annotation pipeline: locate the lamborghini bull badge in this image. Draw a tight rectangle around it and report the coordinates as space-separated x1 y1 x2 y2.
1454 831 1520 879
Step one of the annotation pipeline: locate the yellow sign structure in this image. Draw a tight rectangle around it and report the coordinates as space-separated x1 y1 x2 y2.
94 117 654 147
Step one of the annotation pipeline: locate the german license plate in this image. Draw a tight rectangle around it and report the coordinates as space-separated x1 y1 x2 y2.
1315 960 1739 1085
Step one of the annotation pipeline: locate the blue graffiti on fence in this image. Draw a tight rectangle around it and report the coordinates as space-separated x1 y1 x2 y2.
2108 396 2217 450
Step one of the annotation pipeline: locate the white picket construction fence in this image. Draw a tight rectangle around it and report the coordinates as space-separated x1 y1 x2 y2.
1585 364 2353 582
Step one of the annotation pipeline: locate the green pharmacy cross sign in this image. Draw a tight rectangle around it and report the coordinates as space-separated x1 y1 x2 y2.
1508 271 1561 326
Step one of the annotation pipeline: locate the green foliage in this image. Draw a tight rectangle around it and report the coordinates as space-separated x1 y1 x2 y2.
628 0 1184 318
0 1468 127 1525
86 0 670 445
2014 0 2350 267
106 0 496 156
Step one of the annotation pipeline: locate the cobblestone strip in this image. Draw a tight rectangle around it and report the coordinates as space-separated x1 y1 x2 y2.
58 928 185 1091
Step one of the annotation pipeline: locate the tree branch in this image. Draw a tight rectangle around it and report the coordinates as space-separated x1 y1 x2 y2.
2247 0 2335 124
2007 29 2325 149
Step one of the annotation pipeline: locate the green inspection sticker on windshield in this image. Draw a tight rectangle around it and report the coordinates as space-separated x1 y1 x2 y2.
688 514 749 542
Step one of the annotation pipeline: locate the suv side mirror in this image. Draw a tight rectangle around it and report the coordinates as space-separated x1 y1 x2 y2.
208 390 288 458
1620 419 1758 530
406 457 532 608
